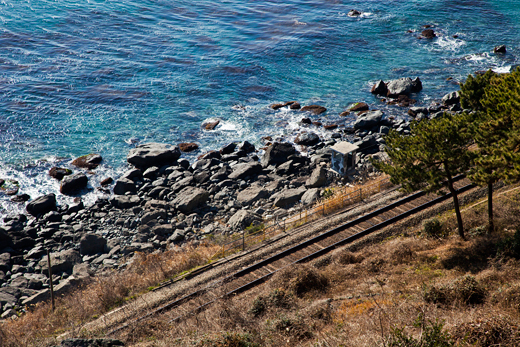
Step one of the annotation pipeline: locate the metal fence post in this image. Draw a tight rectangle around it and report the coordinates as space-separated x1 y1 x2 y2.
242 230 245 251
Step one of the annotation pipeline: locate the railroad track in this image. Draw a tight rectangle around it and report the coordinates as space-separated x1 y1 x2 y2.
105 177 473 336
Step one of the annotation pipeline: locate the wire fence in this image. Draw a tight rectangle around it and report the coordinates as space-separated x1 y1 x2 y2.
212 175 393 260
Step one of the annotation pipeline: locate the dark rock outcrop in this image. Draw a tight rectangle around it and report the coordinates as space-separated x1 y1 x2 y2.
49 167 72 181
26 194 57 217
295 132 320 146
60 173 88 195
353 110 383 130
261 142 296 167
80 234 107 255
178 142 199 152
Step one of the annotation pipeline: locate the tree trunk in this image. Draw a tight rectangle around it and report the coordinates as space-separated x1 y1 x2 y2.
488 182 494 232
446 169 465 239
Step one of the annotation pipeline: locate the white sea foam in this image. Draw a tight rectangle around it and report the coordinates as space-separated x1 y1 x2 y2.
492 65 512 74
434 35 466 51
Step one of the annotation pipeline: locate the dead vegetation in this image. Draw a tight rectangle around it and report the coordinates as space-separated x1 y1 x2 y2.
3 186 520 347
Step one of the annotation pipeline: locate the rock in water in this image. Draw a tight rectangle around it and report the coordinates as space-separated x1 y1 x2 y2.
178 142 199 152
127 143 181 169
60 173 88 195
26 194 57 216
494 45 506 54
71 154 102 170
421 29 436 39
49 167 72 180
371 80 388 96
353 110 384 130
300 105 327 115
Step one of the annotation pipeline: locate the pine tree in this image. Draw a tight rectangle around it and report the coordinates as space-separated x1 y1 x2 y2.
373 114 473 239
460 68 520 231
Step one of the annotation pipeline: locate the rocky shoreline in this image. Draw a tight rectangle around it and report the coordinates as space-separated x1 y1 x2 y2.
0 77 463 320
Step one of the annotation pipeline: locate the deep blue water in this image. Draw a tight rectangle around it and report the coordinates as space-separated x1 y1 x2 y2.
1 0 519 215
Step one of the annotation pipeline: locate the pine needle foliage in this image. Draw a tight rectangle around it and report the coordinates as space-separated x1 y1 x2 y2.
372 114 474 238
461 68 520 231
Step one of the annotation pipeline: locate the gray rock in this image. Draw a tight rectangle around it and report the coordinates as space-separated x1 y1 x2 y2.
80 234 107 255
167 229 185 243
73 263 94 279
109 195 140 209
39 249 81 274
60 173 88 195
0 253 11 273
10 276 29 288
386 77 415 97
26 193 57 217
172 187 210 214
141 210 167 225
127 143 181 169
442 91 460 106
272 188 306 208
227 210 262 231
228 162 262 180
121 168 143 181
113 178 137 195
143 199 170 210
306 165 328 188
301 188 320 205
151 224 173 237
0 290 17 308
261 142 296 167
353 110 383 130
237 186 269 205
170 176 194 194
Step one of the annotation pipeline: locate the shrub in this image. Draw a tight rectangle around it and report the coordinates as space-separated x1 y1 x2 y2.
334 250 363 265
248 296 266 317
387 313 456 347
451 316 520 347
496 227 520 259
195 332 261 347
423 275 486 306
422 218 447 238
287 266 328 297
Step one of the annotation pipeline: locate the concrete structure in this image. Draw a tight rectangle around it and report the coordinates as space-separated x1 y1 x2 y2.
330 141 358 176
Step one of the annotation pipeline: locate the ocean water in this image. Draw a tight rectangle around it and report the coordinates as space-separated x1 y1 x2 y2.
1 0 519 216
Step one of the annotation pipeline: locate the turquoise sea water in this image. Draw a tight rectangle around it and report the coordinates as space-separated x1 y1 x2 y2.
1 0 519 214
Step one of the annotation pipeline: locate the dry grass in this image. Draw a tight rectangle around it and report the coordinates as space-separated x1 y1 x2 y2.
4 186 520 347
116 186 520 347
0 242 219 347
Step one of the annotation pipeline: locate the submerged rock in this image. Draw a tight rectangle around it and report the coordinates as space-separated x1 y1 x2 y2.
300 105 327 115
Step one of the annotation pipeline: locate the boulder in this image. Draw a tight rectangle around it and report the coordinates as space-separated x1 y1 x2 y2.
0 290 17 308
113 178 137 195
371 80 388 96
100 177 113 186
348 102 369 112
167 230 185 243
60 173 88 195
294 132 320 146
237 186 269 205
237 141 256 154
411 77 422 93
408 107 429 118
220 142 237 155
300 105 327 115
301 188 320 205
172 187 210 214
353 110 383 130
0 253 10 272
151 224 173 237
26 194 57 217
306 165 328 188
494 45 507 54
261 142 296 167
386 77 415 97
49 167 72 180
421 29 436 39
71 154 102 169
202 119 220 130
171 176 194 193
80 234 107 255
178 142 199 152
442 91 460 106
127 143 181 169
141 210 167 225
272 188 306 208
227 210 262 231
228 162 263 180
39 249 81 274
